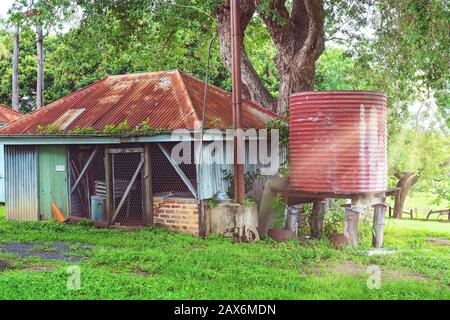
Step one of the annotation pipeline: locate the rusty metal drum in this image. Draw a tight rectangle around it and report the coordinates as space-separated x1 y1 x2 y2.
289 91 388 193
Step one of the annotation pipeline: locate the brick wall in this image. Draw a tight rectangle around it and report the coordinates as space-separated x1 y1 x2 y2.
153 196 199 235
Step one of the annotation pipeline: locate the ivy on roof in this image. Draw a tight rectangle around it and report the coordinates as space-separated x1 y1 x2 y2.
36 119 167 136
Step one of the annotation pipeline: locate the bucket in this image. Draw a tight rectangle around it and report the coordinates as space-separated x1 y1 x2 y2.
91 195 106 222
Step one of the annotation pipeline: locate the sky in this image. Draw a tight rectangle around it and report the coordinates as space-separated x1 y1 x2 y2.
0 0 14 20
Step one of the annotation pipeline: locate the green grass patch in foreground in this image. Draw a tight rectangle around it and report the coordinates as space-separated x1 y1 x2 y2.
0 206 448 300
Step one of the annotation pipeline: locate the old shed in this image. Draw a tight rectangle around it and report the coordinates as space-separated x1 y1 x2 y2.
0 104 21 202
0 70 282 235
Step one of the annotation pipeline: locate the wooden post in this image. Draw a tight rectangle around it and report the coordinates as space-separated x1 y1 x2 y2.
286 206 299 237
344 207 360 246
143 144 153 226
36 25 44 109
104 148 112 223
311 200 327 239
372 203 387 248
12 24 20 111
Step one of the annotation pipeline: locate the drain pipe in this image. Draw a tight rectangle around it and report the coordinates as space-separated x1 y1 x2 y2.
197 35 216 238
231 0 245 203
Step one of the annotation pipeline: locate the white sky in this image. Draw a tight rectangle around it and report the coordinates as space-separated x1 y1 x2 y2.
0 0 14 20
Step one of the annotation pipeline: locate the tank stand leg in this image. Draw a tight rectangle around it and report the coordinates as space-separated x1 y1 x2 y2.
344 207 361 246
286 206 299 237
311 200 328 239
372 203 388 248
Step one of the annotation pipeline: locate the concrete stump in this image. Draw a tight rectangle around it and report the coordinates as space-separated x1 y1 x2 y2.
344 207 361 246
372 203 388 248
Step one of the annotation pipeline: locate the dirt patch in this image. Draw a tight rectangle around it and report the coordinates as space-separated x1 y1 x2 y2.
0 241 93 262
0 259 14 271
310 260 429 282
134 268 152 276
426 237 450 246
327 261 365 276
21 266 57 271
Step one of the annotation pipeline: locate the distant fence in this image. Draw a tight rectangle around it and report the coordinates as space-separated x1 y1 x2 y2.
388 206 450 220
426 209 450 220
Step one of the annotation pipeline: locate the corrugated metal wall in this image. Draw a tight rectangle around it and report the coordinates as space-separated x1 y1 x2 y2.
0 144 4 202
5 145 39 221
198 141 287 202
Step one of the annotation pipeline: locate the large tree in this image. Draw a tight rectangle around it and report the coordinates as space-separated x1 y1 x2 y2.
214 0 325 114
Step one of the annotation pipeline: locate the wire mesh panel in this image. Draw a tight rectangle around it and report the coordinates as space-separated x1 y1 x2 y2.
151 142 197 197
68 145 105 219
110 149 145 226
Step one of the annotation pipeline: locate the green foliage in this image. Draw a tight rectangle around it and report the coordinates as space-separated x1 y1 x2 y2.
222 169 261 200
271 195 287 229
36 119 166 136
389 128 449 203
315 48 358 91
207 195 219 209
241 198 256 207
322 201 346 239
296 201 346 239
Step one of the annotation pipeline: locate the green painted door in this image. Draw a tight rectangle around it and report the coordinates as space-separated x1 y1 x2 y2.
39 145 69 219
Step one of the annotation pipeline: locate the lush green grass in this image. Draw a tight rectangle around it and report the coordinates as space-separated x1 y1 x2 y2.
0 206 448 300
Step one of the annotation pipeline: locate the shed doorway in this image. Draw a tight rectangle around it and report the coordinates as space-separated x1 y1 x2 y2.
108 148 146 226
68 144 152 227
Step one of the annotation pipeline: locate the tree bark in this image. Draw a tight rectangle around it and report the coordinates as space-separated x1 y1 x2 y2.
12 25 20 111
393 172 418 219
215 0 325 114
215 1 277 112
36 25 44 109
310 200 328 239
258 0 325 113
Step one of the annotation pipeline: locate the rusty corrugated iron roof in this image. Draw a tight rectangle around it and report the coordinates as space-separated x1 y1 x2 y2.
0 104 22 123
0 70 279 135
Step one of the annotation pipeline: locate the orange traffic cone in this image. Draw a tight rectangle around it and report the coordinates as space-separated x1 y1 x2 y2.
51 202 68 223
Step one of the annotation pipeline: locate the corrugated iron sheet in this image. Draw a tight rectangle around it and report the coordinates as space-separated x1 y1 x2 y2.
289 91 387 193
5 145 39 221
198 142 287 201
0 70 279 135
0 104 21 123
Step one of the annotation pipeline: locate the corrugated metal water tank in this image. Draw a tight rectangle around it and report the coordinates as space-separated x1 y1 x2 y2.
289 91 387 193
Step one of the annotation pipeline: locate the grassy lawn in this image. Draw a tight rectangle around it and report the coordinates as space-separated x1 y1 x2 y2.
0 205 449 300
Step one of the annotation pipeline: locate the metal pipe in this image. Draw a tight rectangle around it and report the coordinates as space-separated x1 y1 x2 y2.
12 24 20 111
231 0 245 203
198 34 217 237
36 24 44 109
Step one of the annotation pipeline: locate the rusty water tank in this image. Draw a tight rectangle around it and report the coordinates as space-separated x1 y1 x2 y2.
289 91 387 193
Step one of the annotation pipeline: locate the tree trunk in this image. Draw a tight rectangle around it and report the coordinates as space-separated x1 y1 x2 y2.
215 0 325 114
393 172 418 219
215 1 277 112
12 25 20 111
310 200 328 239
36 25 44 109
